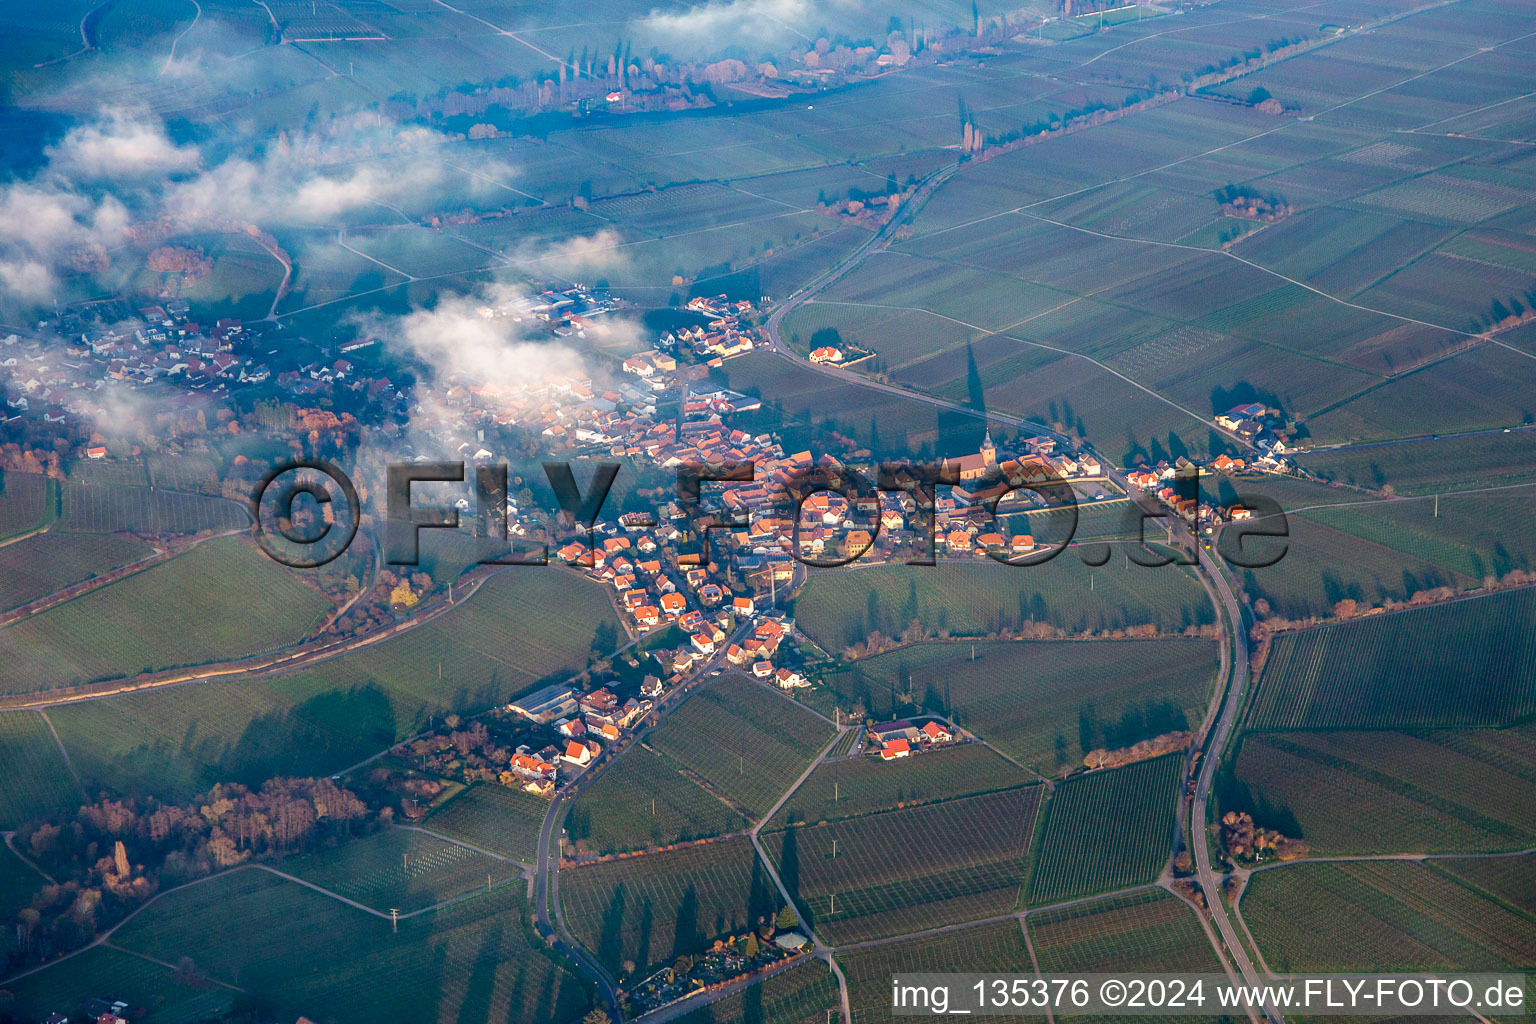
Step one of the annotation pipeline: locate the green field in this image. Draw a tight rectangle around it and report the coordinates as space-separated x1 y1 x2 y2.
47 567 623 800
0 838 50 962
1243 860 1536 973
648 676 835 820
824 639 1217 773
110 868 590 1024
568 744 749 855
837 920 1037 1024
425 784 549 864
561 836 768 978
1243 588 1536 731
1028 755 1184 905
0 709 82 827
1227 724 1536 854
763 786 1042 945
0 537 333 695
0 531 152 611
793 560 1214 654
0 944 237 1023
1241 487 1536 620
770 743 1033 827
671 958 842 1024
281 827 520 913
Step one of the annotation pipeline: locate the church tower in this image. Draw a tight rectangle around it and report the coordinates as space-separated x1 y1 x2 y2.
981 428 997 467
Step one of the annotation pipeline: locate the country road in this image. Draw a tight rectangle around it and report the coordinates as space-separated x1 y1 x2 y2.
531 620 757 1020
753 145 1284 1021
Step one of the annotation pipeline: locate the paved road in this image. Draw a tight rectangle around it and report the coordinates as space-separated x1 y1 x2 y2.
754 152 1286 1020
532 621 757 1020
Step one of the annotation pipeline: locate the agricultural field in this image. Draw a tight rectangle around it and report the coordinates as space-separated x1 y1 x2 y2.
281 827 520 913
110 868 590 1024
1028 754 1185 905
0 709 82 827
647 676 834 820
1241 485 1536 620
792 560 1214 654
762 786 1042 945
1298 431 1536 496
47 567 623 800
1242 860 1536 974
567 745 749 856
56 481 247 534
837 920 1039 1024
0 470 52 541
0 537 333 695
0 530 152 611
1435 853 1536 917
424 783 549 864
1226 724 1536 854
1027 889 1221 1024
717 351 985 459
1028 889 1220 972
560 836 768 978
671 958 841 1024
1243 587 1536 731
770 743 1034 827
822 639 1216 773
0 944 237 1024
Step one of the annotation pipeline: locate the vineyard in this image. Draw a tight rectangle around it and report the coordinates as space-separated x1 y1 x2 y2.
0 537 333 695
648 676 834 819
770 742 1032 827
0 710 83 827
763 786 1042 945
792 560 1214 653
0 531 153 611
1436 853 1536 917
825 639 1216 772
1242 860 1536 973
837 920 1036 1024
282 828 519 913
1228 724 1536 854
58 481 247 534
1244 587 1536 731
0 471 52 541
560 836 765 977
1027 889 1222 1024
111 869 590 1024
568 744 748 855
425 783 549 863
1028 754 1183 905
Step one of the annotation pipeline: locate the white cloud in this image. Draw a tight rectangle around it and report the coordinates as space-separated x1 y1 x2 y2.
372 282 588 397
46 111 201 179
515 228 629 279
642 0 819 41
